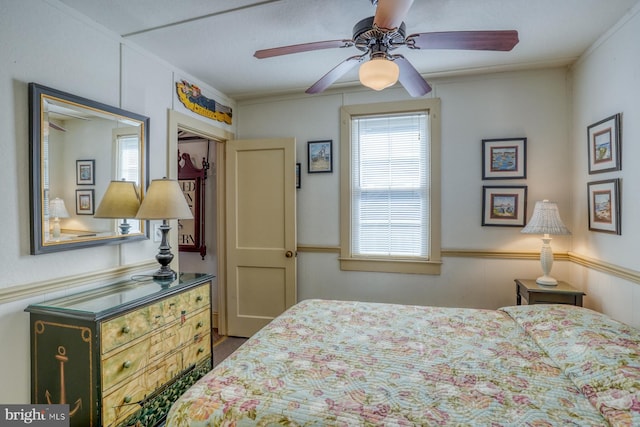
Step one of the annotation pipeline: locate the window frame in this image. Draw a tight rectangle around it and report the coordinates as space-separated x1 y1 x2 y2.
339 99 441 275
112 126 142 234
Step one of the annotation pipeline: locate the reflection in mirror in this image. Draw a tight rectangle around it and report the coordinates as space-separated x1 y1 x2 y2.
29 83 149 254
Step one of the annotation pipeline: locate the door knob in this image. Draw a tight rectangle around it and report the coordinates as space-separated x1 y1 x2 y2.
285 251 294 258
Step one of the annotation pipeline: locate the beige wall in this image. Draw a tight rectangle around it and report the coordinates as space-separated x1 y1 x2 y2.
568 4 640 327
237 68 574 308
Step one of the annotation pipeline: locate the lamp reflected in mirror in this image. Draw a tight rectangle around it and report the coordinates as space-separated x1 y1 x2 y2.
49 198 69 239
94 180 141 235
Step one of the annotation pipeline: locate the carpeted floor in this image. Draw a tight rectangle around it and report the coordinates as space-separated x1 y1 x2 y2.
213 333 247 367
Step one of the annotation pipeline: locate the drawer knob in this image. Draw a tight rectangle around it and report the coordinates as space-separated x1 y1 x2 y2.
196 295 203 302
121 326 130 334
197 347 204 354
123 360 132 369
123 395 132 404
197 321 204 328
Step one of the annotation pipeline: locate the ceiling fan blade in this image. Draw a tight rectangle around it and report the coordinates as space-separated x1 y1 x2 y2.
373 0 414 30
254 40 353 59
410 30 519 51
306 55 366 94
394 55 432 97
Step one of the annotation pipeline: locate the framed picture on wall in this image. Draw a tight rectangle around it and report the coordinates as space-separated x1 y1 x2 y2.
296 163 301 189
482 138 526 180
587 178 621 234
482 185 528 227
76 159 95 185
587 113 621 174
75 189 94 215
307 140 332 173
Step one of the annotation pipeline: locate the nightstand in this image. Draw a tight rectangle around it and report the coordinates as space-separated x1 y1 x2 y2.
515 278 585 307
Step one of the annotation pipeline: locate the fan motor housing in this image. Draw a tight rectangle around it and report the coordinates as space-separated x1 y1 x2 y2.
352 16 406 53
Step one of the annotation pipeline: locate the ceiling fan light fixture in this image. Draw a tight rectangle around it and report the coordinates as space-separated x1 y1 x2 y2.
359 57 399 91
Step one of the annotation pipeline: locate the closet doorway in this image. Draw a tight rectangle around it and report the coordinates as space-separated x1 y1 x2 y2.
169 110 232 334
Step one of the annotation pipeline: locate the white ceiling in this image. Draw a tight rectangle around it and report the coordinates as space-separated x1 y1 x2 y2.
57 0 639 100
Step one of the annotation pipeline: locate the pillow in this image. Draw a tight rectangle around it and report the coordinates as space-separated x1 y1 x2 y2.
501 305 640 426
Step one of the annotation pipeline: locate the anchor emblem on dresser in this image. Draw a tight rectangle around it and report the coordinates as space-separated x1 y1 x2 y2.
45 345 83 417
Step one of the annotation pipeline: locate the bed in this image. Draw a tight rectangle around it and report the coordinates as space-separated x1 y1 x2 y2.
166 299 640 426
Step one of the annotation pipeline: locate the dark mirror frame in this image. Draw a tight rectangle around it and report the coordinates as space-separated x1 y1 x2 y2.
29 83 150 254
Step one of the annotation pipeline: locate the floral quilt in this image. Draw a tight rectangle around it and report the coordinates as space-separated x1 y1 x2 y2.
166 299 640 426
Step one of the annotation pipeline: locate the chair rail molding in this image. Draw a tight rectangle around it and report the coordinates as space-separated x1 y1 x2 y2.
0 260 157 304
297 245 640 285
568 251 640 285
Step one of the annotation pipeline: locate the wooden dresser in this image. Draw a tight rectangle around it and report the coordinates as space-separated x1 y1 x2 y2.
25 273 214 427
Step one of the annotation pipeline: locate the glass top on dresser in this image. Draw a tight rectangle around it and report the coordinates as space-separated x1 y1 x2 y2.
25 272 213 319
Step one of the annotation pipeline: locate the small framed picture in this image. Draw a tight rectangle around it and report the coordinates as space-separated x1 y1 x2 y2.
587 113 621 174
76 159 95 185
482 185 528 227
308 140 333 173
587 179 621 234
76 189 95 215
482 138 526 180
295 163 301 189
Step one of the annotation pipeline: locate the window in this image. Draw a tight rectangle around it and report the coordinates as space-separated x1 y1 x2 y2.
112 127 142 233
115 134 140 184
340 99 441 274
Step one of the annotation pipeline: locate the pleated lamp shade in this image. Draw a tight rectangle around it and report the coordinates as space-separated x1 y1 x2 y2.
49 198 70 219
521 200 571 236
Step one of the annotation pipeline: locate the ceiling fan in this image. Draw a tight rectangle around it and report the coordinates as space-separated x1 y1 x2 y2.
254 0 519 97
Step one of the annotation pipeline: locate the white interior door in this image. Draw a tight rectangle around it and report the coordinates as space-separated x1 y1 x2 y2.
225 138 297 337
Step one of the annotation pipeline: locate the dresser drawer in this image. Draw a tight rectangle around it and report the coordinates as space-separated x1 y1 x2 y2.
103 350 187 427
102 337 151 392
183 332 211 368
146 352 182 390
177 307 211 345
101 284 209 354
101 302 163 353
102 372 148 427
163 284 210 322
148 324 180 362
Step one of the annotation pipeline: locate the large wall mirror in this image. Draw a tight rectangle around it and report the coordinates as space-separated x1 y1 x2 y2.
29 83 149 254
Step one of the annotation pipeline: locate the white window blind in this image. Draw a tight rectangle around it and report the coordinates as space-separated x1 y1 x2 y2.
115 133 140 233
116 135 140 184
351 112 429 258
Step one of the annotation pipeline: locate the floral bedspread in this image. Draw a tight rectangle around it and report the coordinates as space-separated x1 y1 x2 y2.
502 304 640 426
166 300 640 426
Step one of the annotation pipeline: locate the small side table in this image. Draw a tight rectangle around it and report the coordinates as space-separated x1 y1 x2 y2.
515 279 585 307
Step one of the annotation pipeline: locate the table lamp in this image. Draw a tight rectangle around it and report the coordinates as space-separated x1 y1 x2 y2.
521 199 571 285
49 197 70 238
94 180 140 234
135 178 193 282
